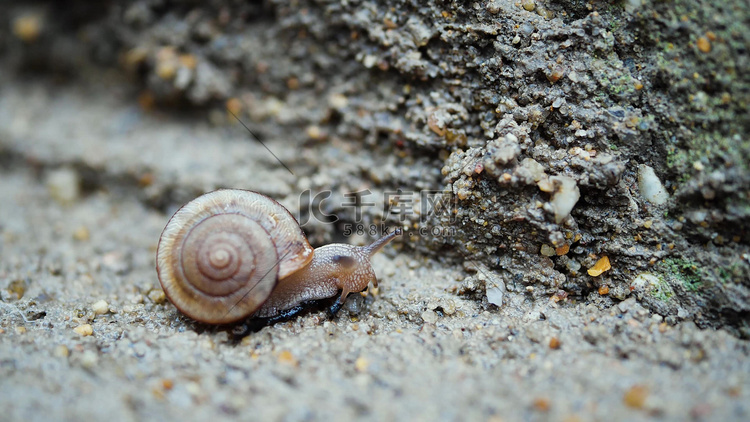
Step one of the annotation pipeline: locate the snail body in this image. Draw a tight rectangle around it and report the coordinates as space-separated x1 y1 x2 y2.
156 189 400 325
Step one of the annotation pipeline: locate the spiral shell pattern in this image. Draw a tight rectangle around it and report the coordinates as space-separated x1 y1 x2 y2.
156 189 314 324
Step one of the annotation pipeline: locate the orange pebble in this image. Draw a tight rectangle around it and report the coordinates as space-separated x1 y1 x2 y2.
549 337 561 349
587 256 611 277
697 36 711 53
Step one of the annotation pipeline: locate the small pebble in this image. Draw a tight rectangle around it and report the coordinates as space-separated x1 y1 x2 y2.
623 384 649 409
421 310 438 324
598 285 610 295
306 125 325 141
148 289 167 304
637 164 669 205
46 167 80 205
185 382 202 397
91 300 109 315
355 356 369 372
226 97 242 115
487 283 505 306
696 36 711 53
588 256 611 277
8 279 25 298
533 397 550 412
329 93 348 109
522 0 536 12
73 226 90 241
556 244 570 255
80 350 98 369
548 176 579 223
155 47 178 80
362 55 378 69
546 67 564 83
179 54 197 69
138 172 155 187
129 294 144 304
549 337 561 349
12 13 42 42
442 300 457 315
278 350 298 366
15 326 27 335
74 324 93 336
54 345 70 358
566 259 581 274
156 61 177 80
102 251 131 274
540 244 555 257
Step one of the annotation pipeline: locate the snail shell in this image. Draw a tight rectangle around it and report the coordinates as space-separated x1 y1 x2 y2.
156 189 313 324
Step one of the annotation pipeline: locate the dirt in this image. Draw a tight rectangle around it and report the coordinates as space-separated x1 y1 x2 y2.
1 1 749 421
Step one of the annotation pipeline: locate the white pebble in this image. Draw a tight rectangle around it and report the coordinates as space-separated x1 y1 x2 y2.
486 279 506 307
540 244 556 257
362 55 378 68
521 158 546 182
91 300 109 315
74 324 93 336
549 176 580 224
46 167 80 204
637 164 669 205
80 350 98 369
421 310 438 324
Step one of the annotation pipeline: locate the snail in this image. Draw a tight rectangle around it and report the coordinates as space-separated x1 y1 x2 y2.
156 189 401 325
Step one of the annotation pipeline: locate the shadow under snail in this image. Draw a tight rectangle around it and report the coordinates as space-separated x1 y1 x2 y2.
156 189 401 325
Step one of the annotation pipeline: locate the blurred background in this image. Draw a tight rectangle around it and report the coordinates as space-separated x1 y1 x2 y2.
1 1 749 421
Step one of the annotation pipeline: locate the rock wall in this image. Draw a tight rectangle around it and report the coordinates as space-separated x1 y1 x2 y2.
2 0 748 335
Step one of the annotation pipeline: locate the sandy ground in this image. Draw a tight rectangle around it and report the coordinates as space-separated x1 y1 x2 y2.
0 74 749 421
